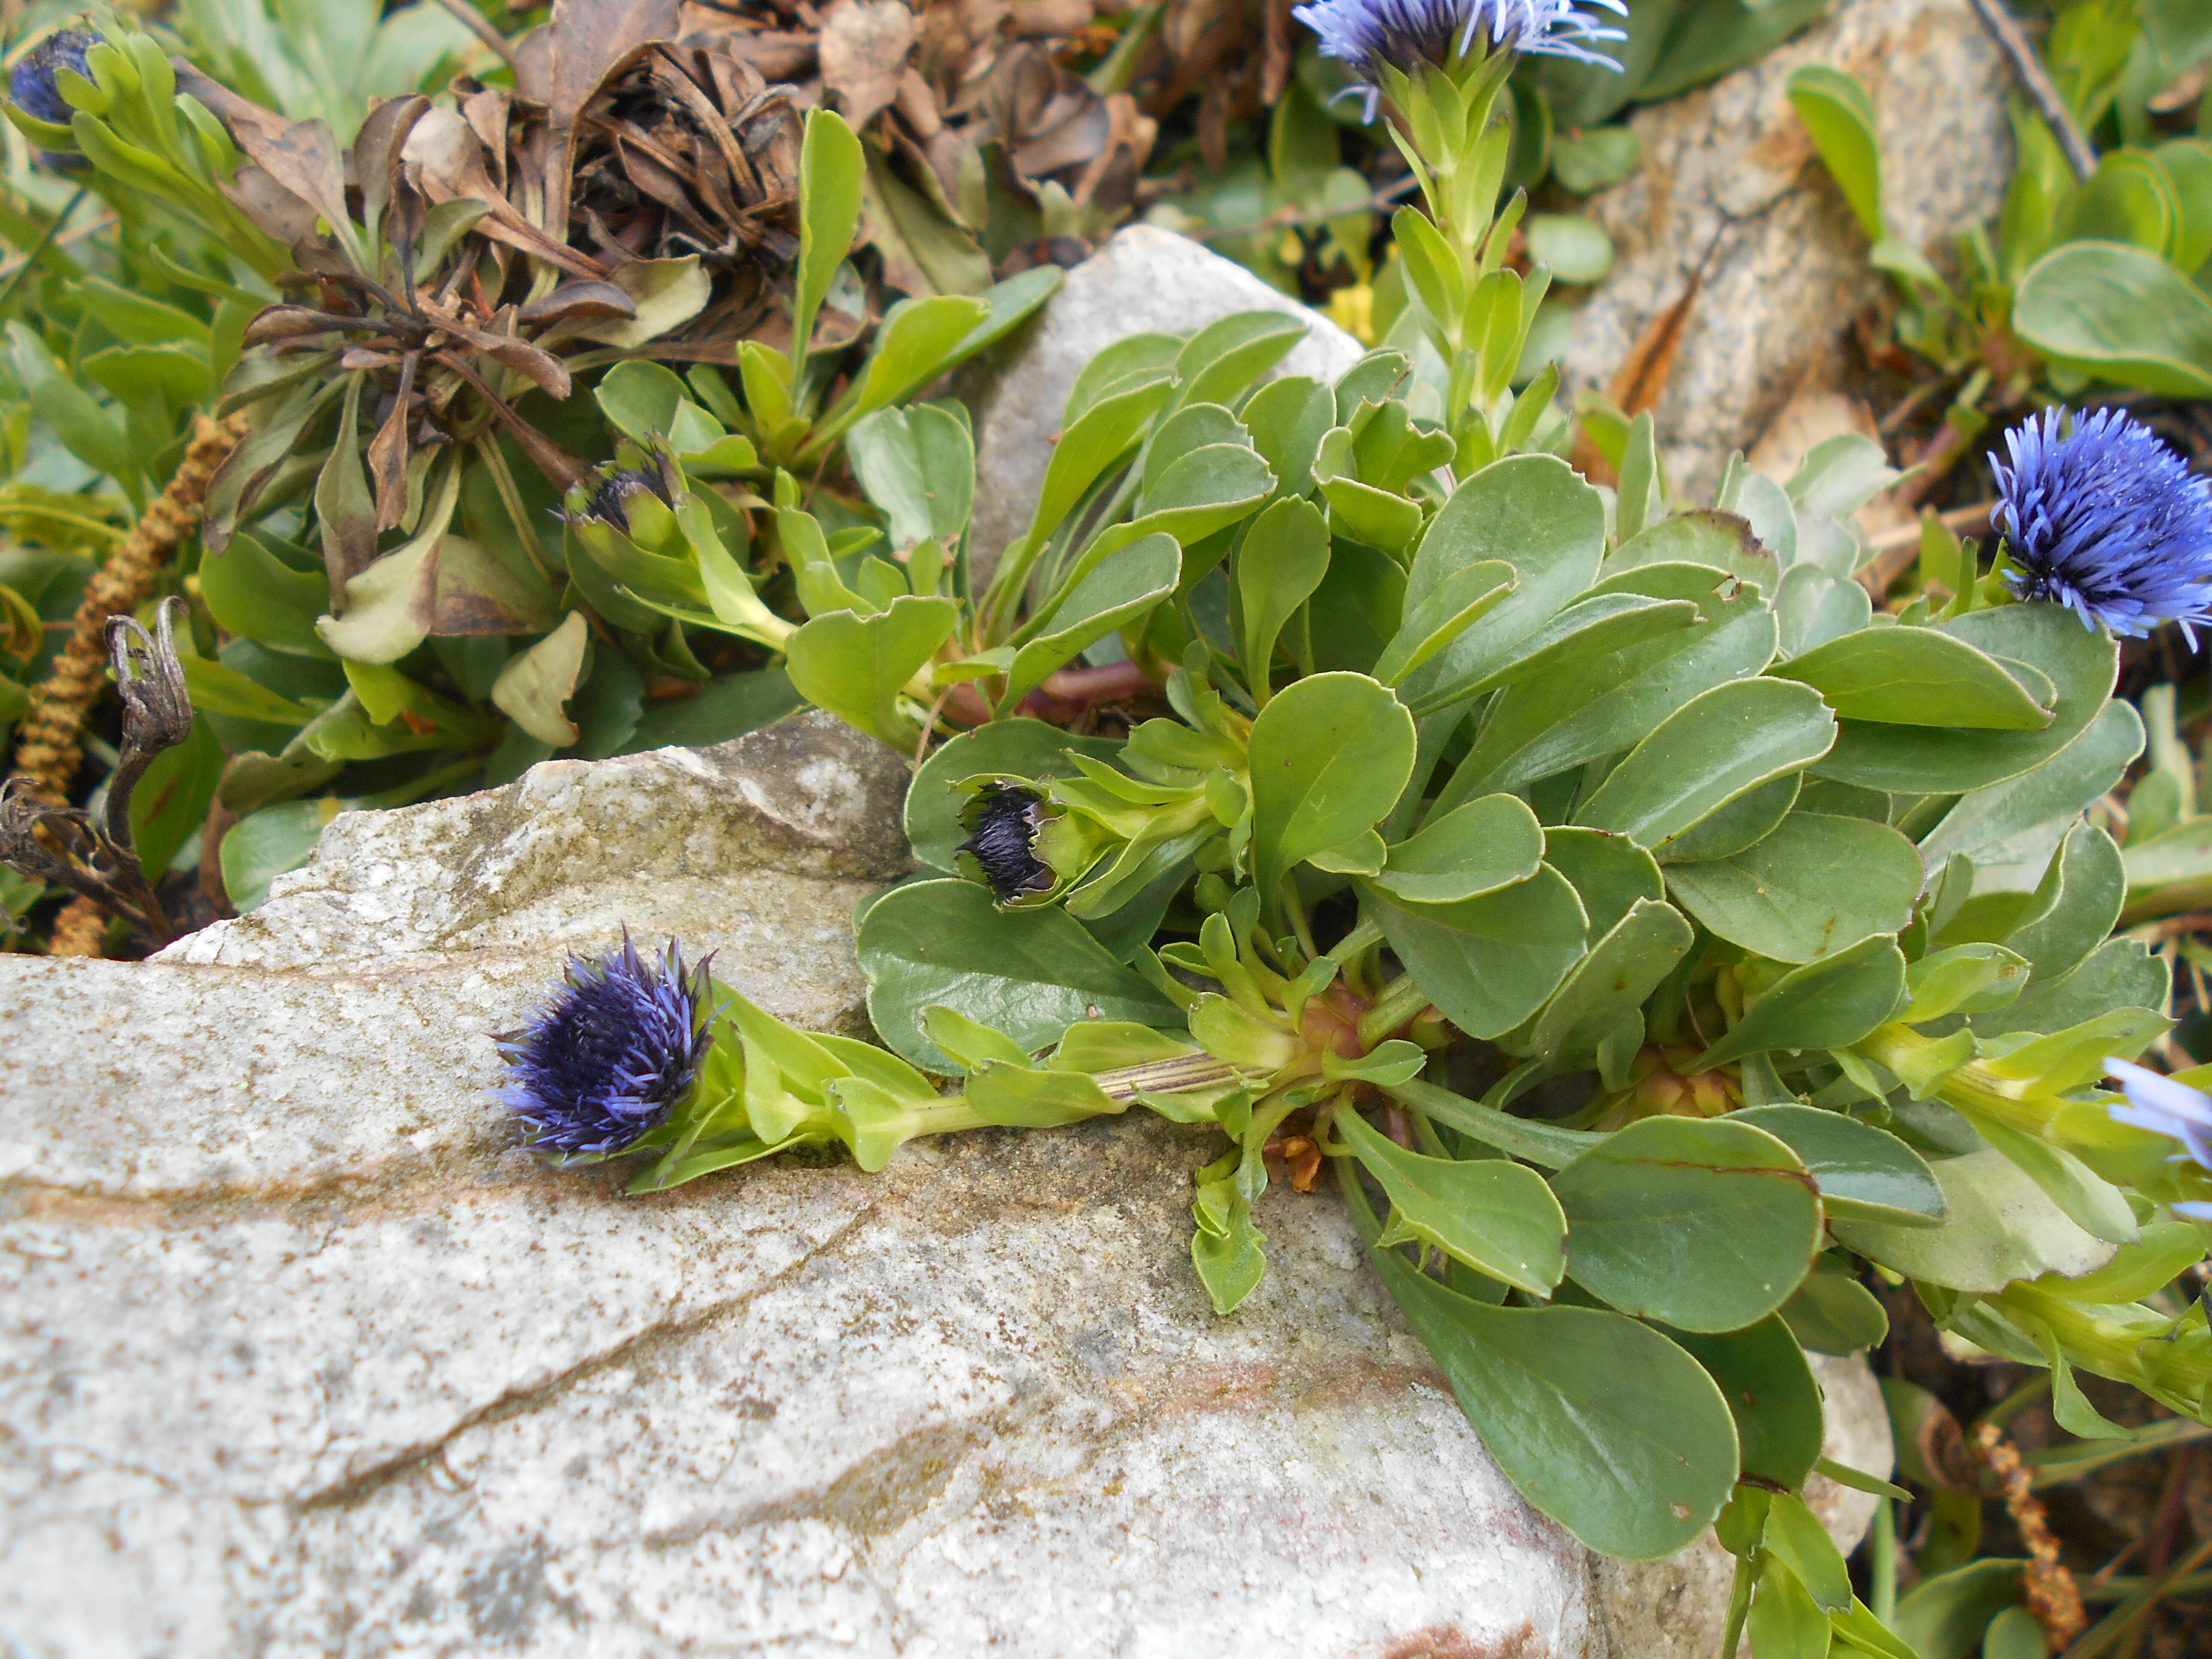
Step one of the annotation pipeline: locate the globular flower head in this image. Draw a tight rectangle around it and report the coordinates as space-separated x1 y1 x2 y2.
1993 407 2212 642
10 28 98 128
1292 0 1625 120
2105 1058 2212 1219
957 781 1057 902
495 935 714 1158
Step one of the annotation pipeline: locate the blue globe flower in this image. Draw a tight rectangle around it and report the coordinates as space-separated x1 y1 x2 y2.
2106 1059 2212 1220
1993 407 2212 641
10 28 98 127
1291 0 1625 120
495 935 715 1158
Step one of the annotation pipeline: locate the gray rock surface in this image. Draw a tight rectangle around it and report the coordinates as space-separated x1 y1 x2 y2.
1563 0 2015 500
1 709 1889 1656
959 223 1366 575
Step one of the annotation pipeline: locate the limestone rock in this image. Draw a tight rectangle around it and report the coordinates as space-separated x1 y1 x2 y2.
1 712 1891 1656
959 223 1366 575
1563 0 2015 500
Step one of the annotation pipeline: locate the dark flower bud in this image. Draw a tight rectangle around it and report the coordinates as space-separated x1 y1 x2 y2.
582 466 671 534
957 782 1056 902
494 933 714 1158
11 28 99 127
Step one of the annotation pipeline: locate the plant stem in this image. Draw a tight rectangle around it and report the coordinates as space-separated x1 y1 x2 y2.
1870 1497 1897 1624
1719 1550 1755 1659
1357 972 1434 1049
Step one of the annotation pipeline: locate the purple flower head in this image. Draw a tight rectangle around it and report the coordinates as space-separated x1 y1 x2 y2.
2105 1059 2212 1219
1292 0 1626 121
957 781 1055 902
495 934 714 1158
582 467 670 533
10 28 98 128
1993 408 2212 642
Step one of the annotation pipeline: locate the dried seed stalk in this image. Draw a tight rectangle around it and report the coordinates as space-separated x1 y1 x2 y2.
9 413 248 801
1973 1421 2087 1651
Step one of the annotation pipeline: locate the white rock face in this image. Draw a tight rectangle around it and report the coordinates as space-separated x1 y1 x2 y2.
1 727 1888 1654
960 223 1367 575
1563 0 2015 499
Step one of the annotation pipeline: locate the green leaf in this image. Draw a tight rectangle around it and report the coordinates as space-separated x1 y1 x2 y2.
848 293 994 415
1603 508 1777 595
1893 1560 2028 1659
1002 535 1180 711
625 670 803 752
1370 793 1545 904
1338 1109 1567 1294
2059 152 2179 256
1787 65 1883 242
1410 592 1703 714
1449 600 1779 801
1654 773 1799 865
785 594 959 745
1730 1105 1947 1227
1387 1077 1605 1169
857 879 1181 1072
1672 1315 1826 1492
1371 560 1518 689
1367 864 1589 1040
5 321 133 487
1236 497 1331 704
1550 1115 1823 1332
2003 820 2126 984
1829 1146 2118 1292
1780 1270 1891 1355
1550 125 1640 193
1398 454 1608 711
1367 1240 1740 1559
1247 671 1417 900
846 402 975 551
906 720 1123 871
1748 1557 1832 1659
1918 699 2142 872
1519 896 1693 1066
1690 935 1906 1069
1765 1490 1853 1611
1544 825 1665 936
201 530 334 659
179 654 316 726
1192 1175 1268 1313
1173 310 1311 410
490 611 590 746
1665 812 1924 963
1961 1113 2139 1246
1772 626 2055 730
129 714 222 878
1525 213 1614 283
219 798 336 912
791 108 864 370
2013 239 2212 397
1573 677 1837 850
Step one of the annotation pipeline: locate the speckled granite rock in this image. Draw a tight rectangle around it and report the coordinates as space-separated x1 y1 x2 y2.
959 223 1366 576
1 711 1888 1656
1562 0 2014 500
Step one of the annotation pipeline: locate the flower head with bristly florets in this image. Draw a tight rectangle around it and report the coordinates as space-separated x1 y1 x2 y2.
495 935 714 1158
1993 407 2212 641
957 782 1057 902
10 28 98 128
2106 1059 2212 1219
1292 0 1625 120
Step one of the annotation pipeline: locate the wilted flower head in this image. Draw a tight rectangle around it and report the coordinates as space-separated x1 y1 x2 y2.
2105 1059 2212 1219
1293 0 1625 119
958 782 1056 902
495 935 714 1157
581 466 672 533
1993 407 2212 641
10 28 98 128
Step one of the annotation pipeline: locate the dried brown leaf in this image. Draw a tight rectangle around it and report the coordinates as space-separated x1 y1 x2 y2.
353 94 432 241
221 166 319 247
821 0 920 129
